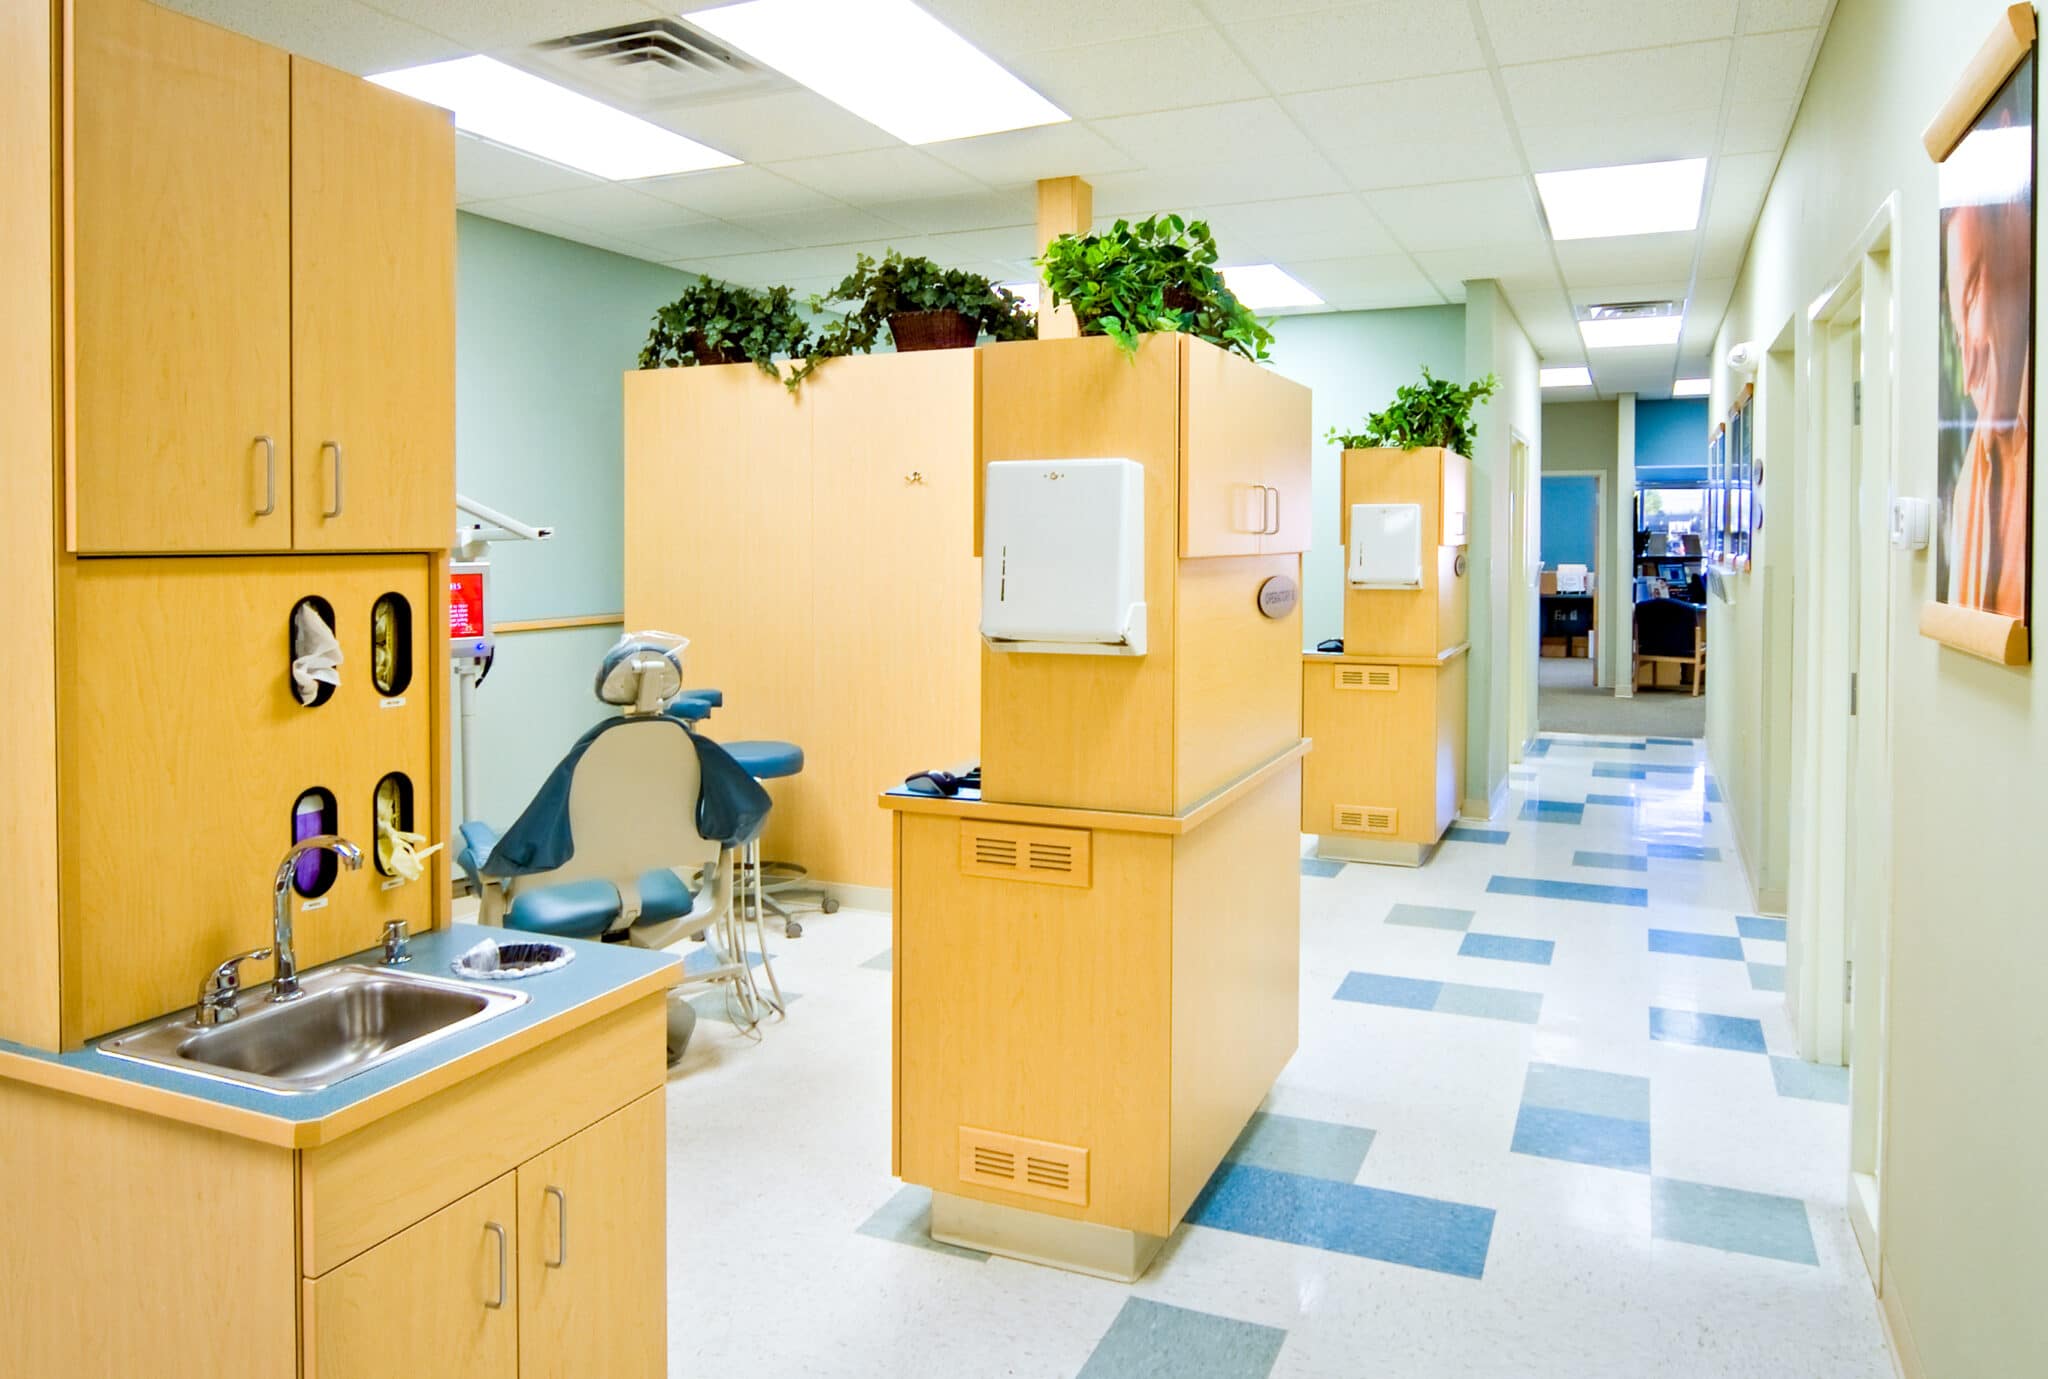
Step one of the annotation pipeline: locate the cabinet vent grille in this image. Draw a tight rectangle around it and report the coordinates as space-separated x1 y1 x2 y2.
957 1127 1089 1206
1335 664 1398 692
1334 803 1398 835
959 822 1091 888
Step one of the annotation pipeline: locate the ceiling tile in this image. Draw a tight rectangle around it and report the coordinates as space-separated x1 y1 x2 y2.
1475 0 1738 67
918 0 1213 53
1225 1 1487 94
1729 29 1820 105
765 147 985 202
924 123 1138 184
162 0 463 75
1193 195 1398 260
865 189 1039 234
1010 29 1266 119
1285 72 1522 188
636 166 836 218
1284 253 1445 310
1501 41 1731 129
926 225 1041 262
489 183 713 237
1720 99 1797 155
454 135 604 203
679 241 933 288
1364 177 1546 252
374 0 669 52
1090 154 1350 217
1700 224 1755 279
1092 100 1321 169
1742 0 1833 34
1411 242 1559 296
1520 106 1720 173
654 89 899 165
1554 231 1698 288
627 220 797 260
728 204 918 247
1704 151 1780 237
1567 279 1693 309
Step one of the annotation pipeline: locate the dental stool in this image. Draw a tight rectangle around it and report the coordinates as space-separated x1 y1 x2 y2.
720 739 837 939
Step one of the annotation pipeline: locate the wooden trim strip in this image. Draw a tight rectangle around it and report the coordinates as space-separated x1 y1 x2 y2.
1924 3 2037 162
1917 599 2029 664
493 612 624 634
1303 642 1470 667
879 739 1312 836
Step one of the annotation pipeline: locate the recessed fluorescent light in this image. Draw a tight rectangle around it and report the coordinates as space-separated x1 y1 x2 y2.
1219 264 1323 309
688 0 1068 145
999 281 1039 300
1673 377 1712 397
368 56 738 181
1534 158 1708 241
1541 366 1593 388
1580 316 1684 349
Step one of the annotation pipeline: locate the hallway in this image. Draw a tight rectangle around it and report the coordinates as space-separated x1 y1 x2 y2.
1538 656 1706 739
664 732 1890 1377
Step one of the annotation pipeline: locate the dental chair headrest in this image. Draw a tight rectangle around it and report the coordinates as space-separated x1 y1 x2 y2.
595 632 690 715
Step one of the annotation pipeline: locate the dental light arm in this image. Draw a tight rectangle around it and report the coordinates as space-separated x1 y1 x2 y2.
455 494 555 560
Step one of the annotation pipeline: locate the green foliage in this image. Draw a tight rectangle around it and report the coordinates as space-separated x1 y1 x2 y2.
637 280 812 382
1036 214 1273 363
789 251 1037 388
1326 367 1499 455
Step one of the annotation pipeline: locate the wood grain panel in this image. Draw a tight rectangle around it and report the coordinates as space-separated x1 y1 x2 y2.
305 1173 518 1379
1173 553 1303 809
1301 658 1443 846
977 334 1182 813
63 554 437 1043
301 995 664 1276
896 811 1174 1234
0 1079 299 1378
290 56 454 552
1341 447 1469 659
70 0 291 553
0 0 60 1048
1168 763 1299 1222
1180 340 1312 556
517 1091 667 1379
1435 648 1468 837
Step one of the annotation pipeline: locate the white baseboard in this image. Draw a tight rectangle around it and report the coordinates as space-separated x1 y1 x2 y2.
822 881 891 914
1877 1258 1923 1379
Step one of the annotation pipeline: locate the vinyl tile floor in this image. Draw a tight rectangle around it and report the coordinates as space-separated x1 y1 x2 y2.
659 733 1893 1378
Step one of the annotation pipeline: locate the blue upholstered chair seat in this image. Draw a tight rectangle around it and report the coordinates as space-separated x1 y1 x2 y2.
502 869 698 940
722 739 804 779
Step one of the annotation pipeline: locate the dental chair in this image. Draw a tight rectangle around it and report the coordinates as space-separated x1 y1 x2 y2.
456 633 780 1061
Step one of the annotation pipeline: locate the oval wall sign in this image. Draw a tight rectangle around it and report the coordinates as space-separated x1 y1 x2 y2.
1256 575 1299 619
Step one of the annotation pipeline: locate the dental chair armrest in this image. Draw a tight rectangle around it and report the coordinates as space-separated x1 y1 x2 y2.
627 848 736 952
455 820 503 894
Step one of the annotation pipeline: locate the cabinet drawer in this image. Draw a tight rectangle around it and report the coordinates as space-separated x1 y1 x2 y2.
301 995 666 1275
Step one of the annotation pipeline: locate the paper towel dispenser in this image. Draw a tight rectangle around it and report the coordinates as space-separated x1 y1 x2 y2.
1347 502 1424 589
982 458 1147 656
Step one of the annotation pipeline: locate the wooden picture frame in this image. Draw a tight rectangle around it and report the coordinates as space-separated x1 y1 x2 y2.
1921 2 2036 665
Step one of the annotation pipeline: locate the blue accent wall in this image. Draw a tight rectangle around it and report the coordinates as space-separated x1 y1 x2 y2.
1541 474 1599 569
1635 399 1709 484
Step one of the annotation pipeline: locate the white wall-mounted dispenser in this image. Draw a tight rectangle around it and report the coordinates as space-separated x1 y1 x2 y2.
982 457 1146 656
1347 502 1424 589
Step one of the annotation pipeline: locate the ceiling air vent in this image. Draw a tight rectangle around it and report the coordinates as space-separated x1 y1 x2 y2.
1583 299 1678 321
528 18 787 109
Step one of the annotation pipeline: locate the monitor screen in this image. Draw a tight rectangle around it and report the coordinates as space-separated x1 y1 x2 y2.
450 565 486 639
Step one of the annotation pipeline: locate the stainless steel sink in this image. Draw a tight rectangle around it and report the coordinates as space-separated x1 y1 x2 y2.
98 962 529 1094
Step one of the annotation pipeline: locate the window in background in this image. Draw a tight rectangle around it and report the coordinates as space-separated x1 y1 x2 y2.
1640 486 1705 536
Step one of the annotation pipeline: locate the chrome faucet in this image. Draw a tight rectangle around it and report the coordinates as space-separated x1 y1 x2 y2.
272 835 363 1001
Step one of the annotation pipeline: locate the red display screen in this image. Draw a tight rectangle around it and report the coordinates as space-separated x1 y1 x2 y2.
450 570 486 638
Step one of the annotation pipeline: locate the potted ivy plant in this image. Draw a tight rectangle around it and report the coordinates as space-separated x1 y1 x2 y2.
821 250 1036 353
638 280 812 382
1037 213 1273 363
1327 367 1498 456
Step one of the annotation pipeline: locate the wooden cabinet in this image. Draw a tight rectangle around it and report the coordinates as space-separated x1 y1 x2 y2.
290 56 455 553
306 1174 520 1379
65 0 452 556
1179 336 1312 558
69 0 292 554
517 1094 668 1379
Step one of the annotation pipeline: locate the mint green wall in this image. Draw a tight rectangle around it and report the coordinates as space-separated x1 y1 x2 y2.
449 213 694 824
1266 306 1467 649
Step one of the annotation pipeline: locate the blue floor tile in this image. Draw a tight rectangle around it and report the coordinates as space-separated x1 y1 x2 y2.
1651 1007 1767 1054
1747 962 1785 992
1737 914 1788 941
1386 903 1474 931
1188 1162 1495 1280
1648 929 1746 961
1584 793 1638 807
1226 1112 1375 1182
1705 781 1725 802
1446 825 1510 845
1488 875 1649 908
1770 1056 1850 1104
1639 762 1704 776
1647 737 1694 746
854 1187 988 1261
1300 856 1346 879
1078 1298 1287 1379
1522 1062 1652 1122
1651 1177 1817 1265
1459 932 1555 965
1511 1104 1651 1173
1573 850 1648 871
1435 981 1543 1023
1525 738 1552 756
1520 799 1586 823
1647 843 1721 861
1335 972 1442 1011
860 948 893 971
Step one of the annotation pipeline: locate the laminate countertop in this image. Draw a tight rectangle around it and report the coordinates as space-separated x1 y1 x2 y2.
0 923 681 1148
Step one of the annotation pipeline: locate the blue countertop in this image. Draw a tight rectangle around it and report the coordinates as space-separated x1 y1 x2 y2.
0 924 680 1135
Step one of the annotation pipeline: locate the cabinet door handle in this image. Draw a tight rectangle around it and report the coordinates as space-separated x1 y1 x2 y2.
1263 485 1281 535
253 435 276 517
544 1185 569 1268
321 440 345 519
483 1221 507 1308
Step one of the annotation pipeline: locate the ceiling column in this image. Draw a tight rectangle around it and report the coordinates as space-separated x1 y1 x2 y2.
1034 175 1092 339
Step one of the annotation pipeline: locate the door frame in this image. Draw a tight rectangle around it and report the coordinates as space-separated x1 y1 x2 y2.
1508 427 1539 757
1791 196 1898 1283
1541 465 1608 691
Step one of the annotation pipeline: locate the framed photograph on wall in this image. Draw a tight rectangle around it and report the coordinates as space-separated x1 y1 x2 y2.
1921 3 2036 665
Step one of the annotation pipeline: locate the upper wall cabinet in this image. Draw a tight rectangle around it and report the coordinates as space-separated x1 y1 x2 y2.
66 0 454 555
70 0 292 553
290 57 454 552
1179 339 1311 558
